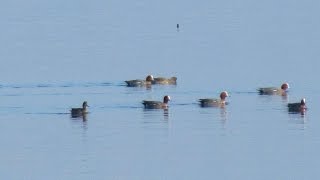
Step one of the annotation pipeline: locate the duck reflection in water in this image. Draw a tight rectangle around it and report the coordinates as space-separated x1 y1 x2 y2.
163 108 169 121
281 93 289 102
220 107 228 126
142 108 170 122
71 113 88 122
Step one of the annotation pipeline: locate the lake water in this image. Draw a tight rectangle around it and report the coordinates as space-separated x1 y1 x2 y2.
1 0 320 179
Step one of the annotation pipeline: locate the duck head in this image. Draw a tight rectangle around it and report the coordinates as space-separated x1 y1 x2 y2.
146 75 154 82
281 83 290 91
220 91 229 100
82 101 89 109
163 95 171 104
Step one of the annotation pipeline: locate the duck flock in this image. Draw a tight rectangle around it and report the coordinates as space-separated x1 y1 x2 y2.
71 75 307 117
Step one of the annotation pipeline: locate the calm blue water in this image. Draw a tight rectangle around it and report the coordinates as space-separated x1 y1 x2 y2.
1 0 320 179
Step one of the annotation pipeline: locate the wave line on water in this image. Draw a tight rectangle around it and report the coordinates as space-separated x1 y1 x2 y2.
24 112 70 115
99 105 141 109
0 81 118 89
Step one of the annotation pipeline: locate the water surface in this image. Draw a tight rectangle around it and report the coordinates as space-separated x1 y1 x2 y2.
1 0 320 179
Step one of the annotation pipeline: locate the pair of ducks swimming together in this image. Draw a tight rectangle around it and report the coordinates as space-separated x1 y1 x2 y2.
125 75 177 87
71 81 307 117
258 82 306 113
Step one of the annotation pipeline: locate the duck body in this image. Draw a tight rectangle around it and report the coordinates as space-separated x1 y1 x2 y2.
258 83 289 95
152 77 177 85
258 87 285 95
71 101 89 117
199 91 229 108
125 79 152 87
142 95 171 109
199 98 225 107
288 98 307 113
125 75 154 87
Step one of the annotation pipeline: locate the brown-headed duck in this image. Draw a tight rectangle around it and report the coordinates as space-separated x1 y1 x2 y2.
199 91 229 107
258 82 289 95
142 95 171 109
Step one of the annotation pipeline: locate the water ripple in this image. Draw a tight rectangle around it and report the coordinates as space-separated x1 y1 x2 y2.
0 81 116 89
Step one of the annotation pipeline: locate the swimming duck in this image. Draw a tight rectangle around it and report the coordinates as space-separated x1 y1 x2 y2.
258 82 289 95
142 95 171 109
71 101 89 117
288 98 307 113
125 75 154 87
152 76 177 85
199 91 229 107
